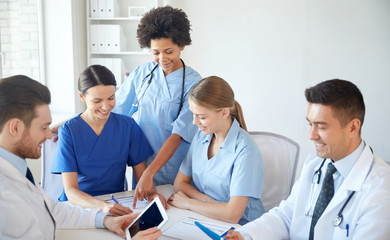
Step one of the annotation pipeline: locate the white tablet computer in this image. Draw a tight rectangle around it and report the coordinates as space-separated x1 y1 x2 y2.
125 197 168 239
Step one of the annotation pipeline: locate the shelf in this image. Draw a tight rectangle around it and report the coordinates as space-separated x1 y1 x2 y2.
89 17 142 21
90 51 150 55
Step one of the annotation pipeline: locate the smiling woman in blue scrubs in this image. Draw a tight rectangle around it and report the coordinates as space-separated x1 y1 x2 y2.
113 6 202 205
168 76 265 225
51 65 164 216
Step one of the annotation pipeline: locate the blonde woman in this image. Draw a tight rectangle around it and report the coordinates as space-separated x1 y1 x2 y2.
168 76 265 224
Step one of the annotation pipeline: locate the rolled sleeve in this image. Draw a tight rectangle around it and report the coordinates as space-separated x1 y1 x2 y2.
94 211 107 229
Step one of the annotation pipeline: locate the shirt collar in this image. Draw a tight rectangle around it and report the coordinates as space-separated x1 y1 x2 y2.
200 118 241 153
220 118 240 153
0 146 27 176
333 140 365 178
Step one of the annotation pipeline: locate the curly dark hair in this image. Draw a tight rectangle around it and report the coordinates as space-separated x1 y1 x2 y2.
137 6 192 48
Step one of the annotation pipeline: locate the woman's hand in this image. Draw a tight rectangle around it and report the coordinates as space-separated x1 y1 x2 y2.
167 191 192 210
103 202 133 216
133 171 154 208
147 192 168 210
50 125 60 142
225 230 244 240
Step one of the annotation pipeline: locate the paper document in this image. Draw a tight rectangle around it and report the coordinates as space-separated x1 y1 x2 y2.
106 196 148 213
163 217 232 240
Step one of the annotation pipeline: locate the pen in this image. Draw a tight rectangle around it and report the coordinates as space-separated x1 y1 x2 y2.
346 224 349 237
195 221 225 240
111 194 119 204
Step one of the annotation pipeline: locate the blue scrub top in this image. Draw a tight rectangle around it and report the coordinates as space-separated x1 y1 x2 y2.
179 119 265 224
113 61 202 186
51 113 153 201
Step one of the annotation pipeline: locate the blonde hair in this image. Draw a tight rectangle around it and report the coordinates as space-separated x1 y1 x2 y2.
189 76 247 131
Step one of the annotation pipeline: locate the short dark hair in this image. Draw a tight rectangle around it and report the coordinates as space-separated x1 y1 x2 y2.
78 65 116 95
136 6 192 48
0 75 51 132
305 79 365 128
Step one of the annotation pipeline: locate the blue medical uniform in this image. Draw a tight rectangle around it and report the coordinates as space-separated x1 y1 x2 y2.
113 61 202 186
179 119 265 225
51 113 153 202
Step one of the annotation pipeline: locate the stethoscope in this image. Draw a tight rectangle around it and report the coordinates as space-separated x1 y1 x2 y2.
305 158 356 227
130 59 186 122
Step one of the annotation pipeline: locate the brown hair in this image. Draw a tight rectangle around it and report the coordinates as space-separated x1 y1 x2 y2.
189 76 247 131
78 65 116 95
305 79 365 133
0 75 51 132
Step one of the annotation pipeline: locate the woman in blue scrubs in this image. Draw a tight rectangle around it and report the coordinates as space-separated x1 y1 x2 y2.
113 6 202 204
51 65 164 216
168 76 265 225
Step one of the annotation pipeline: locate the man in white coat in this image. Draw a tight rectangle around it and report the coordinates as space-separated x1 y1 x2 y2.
226 79 390 240
0 75 162 240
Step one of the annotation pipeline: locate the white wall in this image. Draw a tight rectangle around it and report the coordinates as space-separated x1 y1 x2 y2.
172 0 390 175
38 0 390 180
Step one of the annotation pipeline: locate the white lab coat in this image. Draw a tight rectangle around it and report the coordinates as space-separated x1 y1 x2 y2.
239 143 390 240
0 157 98 240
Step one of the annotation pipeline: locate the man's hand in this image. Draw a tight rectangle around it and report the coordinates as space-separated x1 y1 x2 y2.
50 122 64 142
225 230 244 240
133 227 162 240
103 214 138 239
103 202 133 216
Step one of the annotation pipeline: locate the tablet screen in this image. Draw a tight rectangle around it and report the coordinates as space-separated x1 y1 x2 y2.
128 200 164 237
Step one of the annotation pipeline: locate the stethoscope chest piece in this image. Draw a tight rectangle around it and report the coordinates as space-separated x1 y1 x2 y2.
333 215 343 227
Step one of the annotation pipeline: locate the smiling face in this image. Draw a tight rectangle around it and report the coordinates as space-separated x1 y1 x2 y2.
189 99 230 136
80 85 116 121
306 103 361 161
14 104 52 159
150 38 184 76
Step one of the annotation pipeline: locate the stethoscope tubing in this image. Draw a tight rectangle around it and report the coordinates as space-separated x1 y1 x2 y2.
306 158 356 227
131 59 186 121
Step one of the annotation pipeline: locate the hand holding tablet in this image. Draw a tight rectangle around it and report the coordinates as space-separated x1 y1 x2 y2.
125 197 168 239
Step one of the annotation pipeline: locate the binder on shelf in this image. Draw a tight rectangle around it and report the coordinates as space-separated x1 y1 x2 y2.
102 25 111 52
96 25 105 52
98 0 105 17
90 0 98 18
105 0 119 18
89 25 98 52
106 24 126 52
112 58 125 87
90 25 126 53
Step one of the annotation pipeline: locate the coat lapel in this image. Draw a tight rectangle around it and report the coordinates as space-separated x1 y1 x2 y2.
317 145 373 226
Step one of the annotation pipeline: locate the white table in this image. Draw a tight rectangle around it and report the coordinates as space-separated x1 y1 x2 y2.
57 184 240 239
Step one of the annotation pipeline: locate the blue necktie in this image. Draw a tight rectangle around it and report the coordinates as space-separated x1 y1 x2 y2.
309 163 337 240
26 167 35 184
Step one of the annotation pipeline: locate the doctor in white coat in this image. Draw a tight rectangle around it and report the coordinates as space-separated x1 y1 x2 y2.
0 75 162 240
226 79 390 240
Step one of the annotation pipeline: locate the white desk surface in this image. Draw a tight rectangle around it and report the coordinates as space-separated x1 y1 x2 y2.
57 184 240 239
